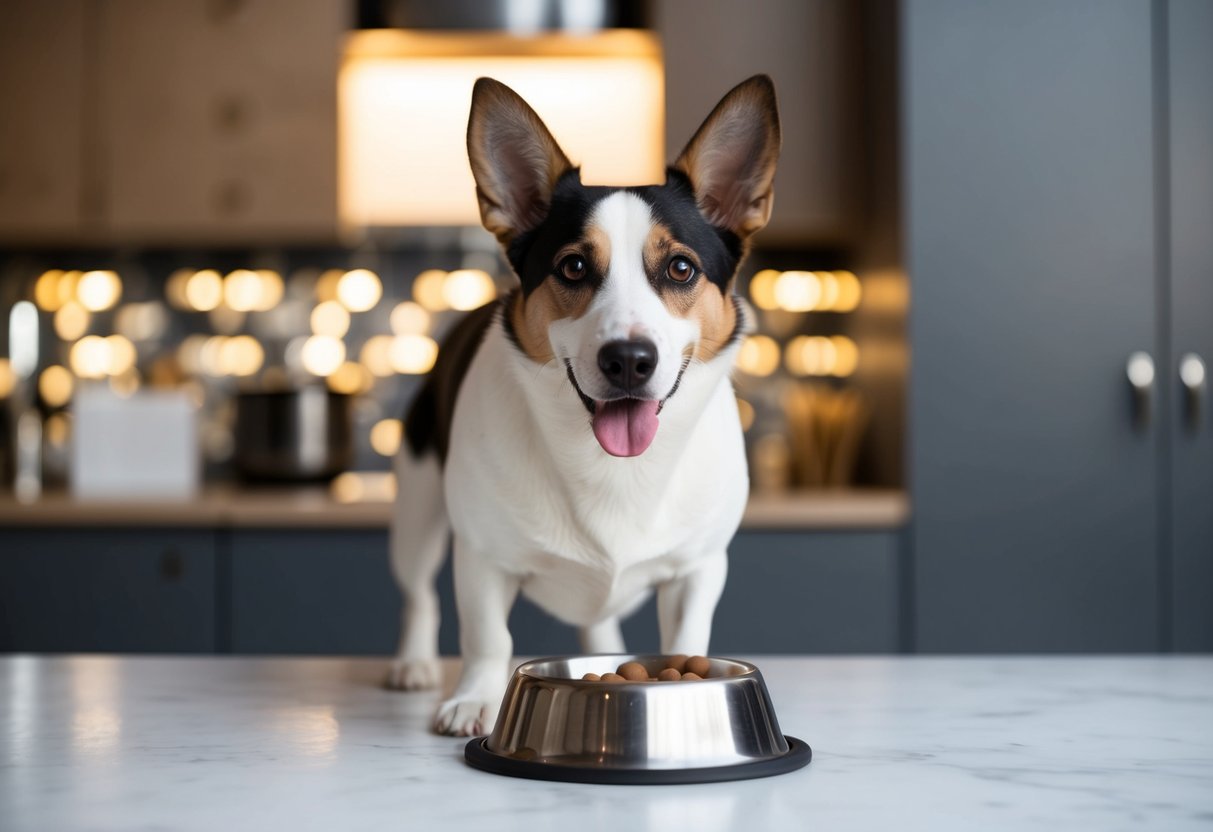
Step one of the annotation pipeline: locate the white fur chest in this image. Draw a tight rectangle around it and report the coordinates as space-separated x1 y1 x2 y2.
442 321 748 626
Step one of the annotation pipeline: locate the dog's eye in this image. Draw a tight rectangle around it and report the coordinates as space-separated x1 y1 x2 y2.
558 255 587 282
667 256 697 283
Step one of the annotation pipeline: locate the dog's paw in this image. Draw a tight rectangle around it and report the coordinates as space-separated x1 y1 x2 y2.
385 657 441 691
433 697 497 737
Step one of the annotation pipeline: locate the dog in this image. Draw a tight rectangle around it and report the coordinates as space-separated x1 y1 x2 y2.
388 74 781 736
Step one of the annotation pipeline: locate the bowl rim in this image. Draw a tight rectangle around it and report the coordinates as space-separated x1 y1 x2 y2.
513 653 761 685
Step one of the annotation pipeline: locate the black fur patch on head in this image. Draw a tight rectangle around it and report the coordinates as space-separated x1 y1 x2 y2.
629 168 742 294
504 169 743 299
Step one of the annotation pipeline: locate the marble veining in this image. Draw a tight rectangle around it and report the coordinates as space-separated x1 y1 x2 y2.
2 655 1211 831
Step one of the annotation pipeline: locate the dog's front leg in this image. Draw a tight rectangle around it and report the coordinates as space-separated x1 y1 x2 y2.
657 551 728 656
433 538 520 736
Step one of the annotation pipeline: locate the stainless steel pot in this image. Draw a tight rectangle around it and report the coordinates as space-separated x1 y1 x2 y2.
233 387 352 481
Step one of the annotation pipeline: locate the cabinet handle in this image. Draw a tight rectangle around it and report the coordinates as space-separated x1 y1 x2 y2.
1179 353 1206 432
160 549 185 582
1126 351 1155 430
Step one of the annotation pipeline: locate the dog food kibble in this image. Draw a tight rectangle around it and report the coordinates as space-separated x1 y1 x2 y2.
579 656 736 682
617 661 650 681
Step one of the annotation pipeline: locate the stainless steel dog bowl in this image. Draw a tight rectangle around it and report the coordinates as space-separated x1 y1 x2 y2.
464 655 812 784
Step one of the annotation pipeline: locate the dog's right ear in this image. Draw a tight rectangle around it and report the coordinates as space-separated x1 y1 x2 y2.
467 78 573 245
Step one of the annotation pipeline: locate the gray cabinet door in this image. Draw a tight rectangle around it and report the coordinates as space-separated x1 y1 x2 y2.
226 528 901 655
905 0 1159 650
1168 0 1213 651
0 529 217 652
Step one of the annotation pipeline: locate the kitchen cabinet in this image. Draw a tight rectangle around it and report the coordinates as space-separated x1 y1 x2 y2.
0 0 344 246
905 0 1213 651
227 529 402 654
0 524 902 655
0 0 89 241
1167 0 1213 651
0 528 217 652
653 0 860 246
228 529 901 656
96 0 344 244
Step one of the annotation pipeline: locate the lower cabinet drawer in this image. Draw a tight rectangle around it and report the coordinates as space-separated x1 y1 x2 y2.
0 528 217 652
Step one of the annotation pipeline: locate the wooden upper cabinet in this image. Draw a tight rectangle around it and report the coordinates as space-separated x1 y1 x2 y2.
654 0 860 246
96 0 345 244
0 0 88 242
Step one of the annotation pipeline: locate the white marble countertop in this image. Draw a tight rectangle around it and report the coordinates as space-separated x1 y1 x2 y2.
2 655 1211 831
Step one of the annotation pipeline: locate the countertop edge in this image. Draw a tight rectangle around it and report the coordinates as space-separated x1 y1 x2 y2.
0 489 909 531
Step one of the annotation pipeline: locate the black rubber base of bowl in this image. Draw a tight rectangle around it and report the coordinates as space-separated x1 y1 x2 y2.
464 736 812 785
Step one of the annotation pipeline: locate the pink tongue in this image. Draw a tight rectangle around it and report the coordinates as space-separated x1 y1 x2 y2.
592 399 661 457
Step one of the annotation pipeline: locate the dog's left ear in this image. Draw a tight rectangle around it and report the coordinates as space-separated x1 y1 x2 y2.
673 75 781 239
467 77 574 245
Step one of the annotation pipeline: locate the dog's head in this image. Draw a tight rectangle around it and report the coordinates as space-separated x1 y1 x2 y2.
467 75 780 458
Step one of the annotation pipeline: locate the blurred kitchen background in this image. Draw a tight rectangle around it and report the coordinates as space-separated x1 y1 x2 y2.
0 0 1209 658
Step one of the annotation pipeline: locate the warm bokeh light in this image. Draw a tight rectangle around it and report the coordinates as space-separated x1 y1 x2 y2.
359 334 396 377
301 335 347 376
749 269 780 311
165 268 193 309
45 412 70 447
830 335 859 377
316 269 343 303
336 269 382 312
330 471 396 503
219 335 265 377
70 335 111 379
223 269 265 312
389 334 439 374
412 269 449 311
390 300 430 335
103 335 137 376
327 361 372 394
115 302 169 342
0 359 14 399
736 397 755 432
255 270 285 310
443 269 496 311
785 335 858 377
185 269 223 311
369 418 403 456
109 369 141 398
54 301 91 341
76 270 122 312
310 300 351 337
177 335 209 376
199 336 228 376
38 365 74 407
774 271 821 313
56 271 82 308
816 271 839 310
833 270 862 312
736 334 781 377
34 270 65 311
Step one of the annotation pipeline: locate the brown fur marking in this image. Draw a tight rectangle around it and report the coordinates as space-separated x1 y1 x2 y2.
510 228 608 362
643 222 737 361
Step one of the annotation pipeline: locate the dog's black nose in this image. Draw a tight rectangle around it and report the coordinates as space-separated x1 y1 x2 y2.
598 339 658 392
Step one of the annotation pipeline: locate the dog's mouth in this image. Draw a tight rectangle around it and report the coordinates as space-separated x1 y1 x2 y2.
564 358 689 458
